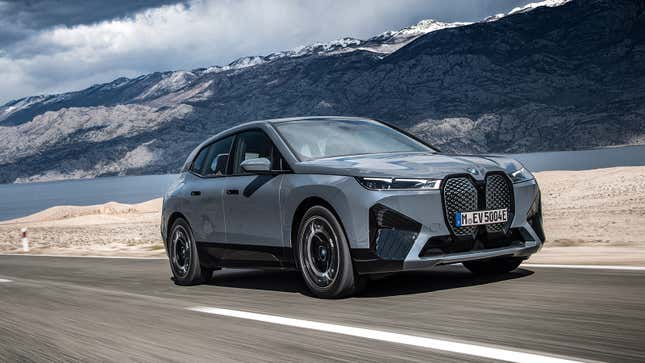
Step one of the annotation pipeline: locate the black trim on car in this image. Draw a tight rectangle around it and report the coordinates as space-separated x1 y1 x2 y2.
350 248 405 274
196 241 295 269
419 228 527 257
369 204 421 260
527 188 546 243
350 204 422 275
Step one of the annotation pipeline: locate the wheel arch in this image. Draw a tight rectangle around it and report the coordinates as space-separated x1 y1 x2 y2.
290 196 348 267
282 175 371 255
166 211 190 248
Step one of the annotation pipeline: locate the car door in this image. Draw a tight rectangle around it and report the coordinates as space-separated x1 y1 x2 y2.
184 136 233 244
223 130 285 258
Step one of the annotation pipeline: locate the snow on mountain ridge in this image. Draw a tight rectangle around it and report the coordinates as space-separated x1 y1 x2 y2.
199 38 364 76
0 0 575 112
508 0 571 15
373 19 470 42
135 0 573 100
0 94 70 122
288 37 364 55
185 21 467 78
136 71 196 100
485 0 571 22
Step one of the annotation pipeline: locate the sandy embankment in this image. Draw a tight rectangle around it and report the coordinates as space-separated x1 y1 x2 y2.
1 166 644 264
530 166 645 265
0 199 164 257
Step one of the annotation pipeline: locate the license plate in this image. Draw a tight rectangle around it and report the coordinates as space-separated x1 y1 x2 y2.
456 209 508 227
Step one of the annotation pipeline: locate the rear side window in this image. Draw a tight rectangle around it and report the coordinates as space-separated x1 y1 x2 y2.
190 136 234 176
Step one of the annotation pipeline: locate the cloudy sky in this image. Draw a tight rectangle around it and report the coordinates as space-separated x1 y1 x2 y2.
0 0 536 104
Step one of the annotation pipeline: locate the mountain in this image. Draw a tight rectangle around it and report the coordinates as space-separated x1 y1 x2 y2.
1 0 644 183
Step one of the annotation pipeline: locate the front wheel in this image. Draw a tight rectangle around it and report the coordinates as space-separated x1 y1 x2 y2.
168 218 206 285
463 257 524 275
296 206 363 298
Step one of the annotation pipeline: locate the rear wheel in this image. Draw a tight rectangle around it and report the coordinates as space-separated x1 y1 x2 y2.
463 257 524 275
296 206 363 298
168 218 205 285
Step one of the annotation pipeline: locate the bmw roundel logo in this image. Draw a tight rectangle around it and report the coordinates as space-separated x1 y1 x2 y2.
467 167 479 175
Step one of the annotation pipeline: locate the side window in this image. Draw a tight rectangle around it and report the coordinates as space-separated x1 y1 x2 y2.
202 136 234 176
190 136 233 176
231 130 274 175
190 147 208 174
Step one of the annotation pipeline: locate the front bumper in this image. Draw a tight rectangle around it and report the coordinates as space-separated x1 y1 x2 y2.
402 225 541 271
351 178 543 274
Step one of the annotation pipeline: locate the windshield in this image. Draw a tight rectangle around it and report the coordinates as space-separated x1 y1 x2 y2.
274 119 434 161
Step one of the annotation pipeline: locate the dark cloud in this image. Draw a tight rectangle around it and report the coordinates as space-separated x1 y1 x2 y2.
0 0 186 46
0 0 537 104
0 0 527 48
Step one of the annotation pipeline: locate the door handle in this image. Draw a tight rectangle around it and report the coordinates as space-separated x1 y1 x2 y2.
226 189 239 195
190 191 201 196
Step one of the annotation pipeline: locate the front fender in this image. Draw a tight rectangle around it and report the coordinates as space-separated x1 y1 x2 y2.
280 175 372 249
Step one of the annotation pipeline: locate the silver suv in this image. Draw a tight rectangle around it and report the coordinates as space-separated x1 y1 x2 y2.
162 117 544 298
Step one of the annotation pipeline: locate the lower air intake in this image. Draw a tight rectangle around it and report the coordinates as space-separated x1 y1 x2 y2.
369 204 421 260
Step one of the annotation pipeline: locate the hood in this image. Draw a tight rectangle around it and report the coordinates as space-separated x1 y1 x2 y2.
293 152 525 180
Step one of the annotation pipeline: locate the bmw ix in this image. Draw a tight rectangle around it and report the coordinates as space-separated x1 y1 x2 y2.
161 117 544 298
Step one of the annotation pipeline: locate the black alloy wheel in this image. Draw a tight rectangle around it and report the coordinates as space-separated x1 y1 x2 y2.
297 206 364 298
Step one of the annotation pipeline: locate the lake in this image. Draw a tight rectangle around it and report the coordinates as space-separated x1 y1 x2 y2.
509 144 645 172
0 174 178 222
0 145 643 221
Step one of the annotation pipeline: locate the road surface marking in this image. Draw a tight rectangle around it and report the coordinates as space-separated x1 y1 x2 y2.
0 253 167 260
0 279 13 283
523 264 645 271
188 307 582 363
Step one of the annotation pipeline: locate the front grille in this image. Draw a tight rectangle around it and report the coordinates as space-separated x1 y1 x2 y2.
442 177 479 237
485 174 513 233
441 173 514 238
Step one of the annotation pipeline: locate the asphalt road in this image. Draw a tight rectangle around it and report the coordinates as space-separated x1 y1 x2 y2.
1 255 644 362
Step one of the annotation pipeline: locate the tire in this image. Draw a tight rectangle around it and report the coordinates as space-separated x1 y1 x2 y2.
168 218 205 285
296 206 362 298
463 257 524 275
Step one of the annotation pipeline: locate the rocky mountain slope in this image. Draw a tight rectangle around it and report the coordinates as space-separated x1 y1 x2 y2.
1 0 644 183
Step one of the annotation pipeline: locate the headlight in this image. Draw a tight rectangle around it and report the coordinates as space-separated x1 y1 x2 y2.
356 177 441 190
509 167 534 183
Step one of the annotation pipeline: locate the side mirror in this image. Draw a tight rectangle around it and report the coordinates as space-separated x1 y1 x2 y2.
240 157 272 174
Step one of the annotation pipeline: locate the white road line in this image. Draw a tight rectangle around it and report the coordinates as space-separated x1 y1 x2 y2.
523 264 645 271
188 307 582 363
0 253 167 260
0 279 13 283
